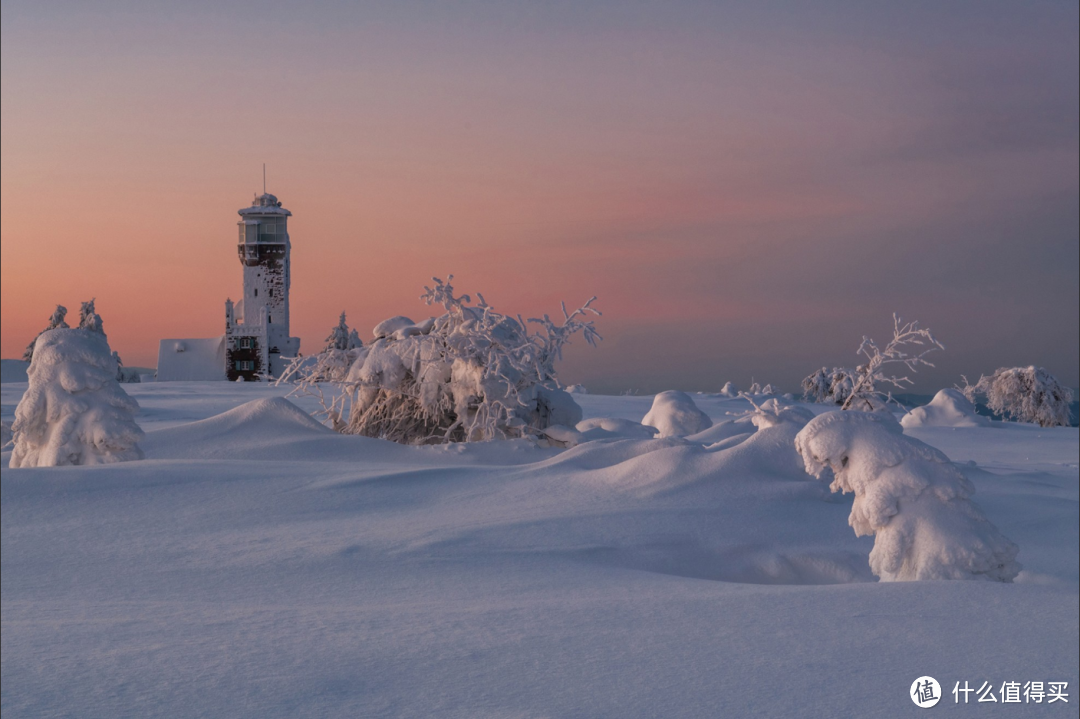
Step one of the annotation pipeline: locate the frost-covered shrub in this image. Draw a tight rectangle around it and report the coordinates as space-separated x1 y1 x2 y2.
278 313 366 386
22 305 69 363
961 367 1073 428
795 411 1019 582
10 327 144 467
719 382 737 397
642 390 712 437
838 315 943 410
285 276 599 444
801 367 856 405
900 389 988 429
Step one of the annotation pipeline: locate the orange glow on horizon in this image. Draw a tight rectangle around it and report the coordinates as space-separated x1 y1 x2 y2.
3 2 1077 392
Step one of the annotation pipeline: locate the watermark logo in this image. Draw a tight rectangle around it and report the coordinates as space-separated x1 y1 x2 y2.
911 676 942 708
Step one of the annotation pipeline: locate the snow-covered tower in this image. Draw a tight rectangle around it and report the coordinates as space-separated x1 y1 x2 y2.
225 192 301 380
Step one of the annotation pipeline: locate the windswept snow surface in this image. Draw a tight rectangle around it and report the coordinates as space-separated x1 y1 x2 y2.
2 380 1077 717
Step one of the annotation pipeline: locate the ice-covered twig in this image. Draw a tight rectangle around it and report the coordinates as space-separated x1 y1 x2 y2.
840 314 944 411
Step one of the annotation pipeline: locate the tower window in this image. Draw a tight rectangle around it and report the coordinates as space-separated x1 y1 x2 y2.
268 315 273 323
239 337 252 349
258 223 278 241
254 288 258 297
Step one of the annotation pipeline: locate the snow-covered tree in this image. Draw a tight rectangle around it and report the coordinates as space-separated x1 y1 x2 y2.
277 313 367 386
801 367 856 405
111 350 141 383
324 311 363 352
839 315 944 411
78 298 104 333
10 327 144 467
795 410 1019 582
22 305 69 363
961 366 1073 428
283 276 600 444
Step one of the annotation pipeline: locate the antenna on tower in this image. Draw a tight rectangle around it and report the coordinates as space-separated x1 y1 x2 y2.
263 163 266 194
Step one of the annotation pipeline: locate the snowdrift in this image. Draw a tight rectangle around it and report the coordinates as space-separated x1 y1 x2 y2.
142 397 352 461
1 381 1076 718
900 388 990 429
576 416 659 439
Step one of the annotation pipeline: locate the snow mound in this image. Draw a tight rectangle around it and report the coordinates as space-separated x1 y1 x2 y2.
10 328 144 467
642 391 713 437
576 417 659 439
542 417 659 446
520 410 862 584
372 316 415 339
901 389 990 429
537 385 584 428
795 410 1020 582
687 417 756 446
141 397 360 461
1 359 30 383
689 403 816 482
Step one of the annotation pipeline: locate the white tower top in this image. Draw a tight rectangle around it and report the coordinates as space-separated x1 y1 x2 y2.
227 190 300 380
239 193 292 216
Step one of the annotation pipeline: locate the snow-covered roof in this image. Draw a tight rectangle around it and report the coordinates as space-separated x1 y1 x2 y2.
238 193 292 217
156 336 226 381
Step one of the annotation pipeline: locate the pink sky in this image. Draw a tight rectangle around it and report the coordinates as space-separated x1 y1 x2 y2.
2 1 1077 392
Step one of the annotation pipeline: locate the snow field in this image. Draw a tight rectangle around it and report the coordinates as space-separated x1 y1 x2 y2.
2 381 1077 717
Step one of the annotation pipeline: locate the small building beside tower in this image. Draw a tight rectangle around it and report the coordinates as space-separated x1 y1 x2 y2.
156 190 302 381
